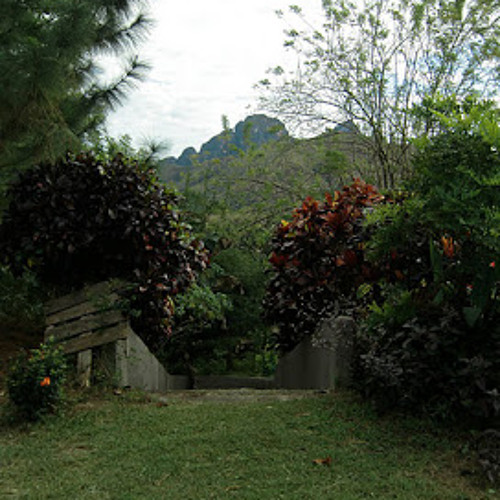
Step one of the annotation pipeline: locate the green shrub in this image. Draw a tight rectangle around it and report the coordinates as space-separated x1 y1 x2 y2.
7 338 67 421
263 179 384 352
210 248 274 372
163 280 232 381
356 101 500 423
0 266 45 332
0 153 207 350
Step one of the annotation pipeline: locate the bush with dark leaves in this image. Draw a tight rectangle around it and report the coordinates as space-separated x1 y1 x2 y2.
0 153 207 349
263 179 384 352
477 429 500 485
356 304 500 422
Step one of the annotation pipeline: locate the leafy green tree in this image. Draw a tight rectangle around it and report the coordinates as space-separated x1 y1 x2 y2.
260 0 499 188
357 99 499 421
85 131 170 170
165 278 233 384
0 0 150 183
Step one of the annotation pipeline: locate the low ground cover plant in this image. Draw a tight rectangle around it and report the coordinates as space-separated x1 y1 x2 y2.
0 390 493 498
7 338 67 421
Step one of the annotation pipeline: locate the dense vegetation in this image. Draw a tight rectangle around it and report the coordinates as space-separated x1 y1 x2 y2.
357 122 499 423
0 153 207 350
263 102 499 427
1 0 498 486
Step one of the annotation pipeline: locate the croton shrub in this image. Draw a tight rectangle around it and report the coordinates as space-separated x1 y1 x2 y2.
264 126 499 426
263 179 385 352
0 153 207 349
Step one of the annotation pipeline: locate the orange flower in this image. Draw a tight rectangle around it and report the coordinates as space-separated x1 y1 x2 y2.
394 270 405 280
441 236 455 258
40 377 51 387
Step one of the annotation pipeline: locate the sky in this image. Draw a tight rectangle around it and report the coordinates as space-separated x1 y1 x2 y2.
104 0 321 157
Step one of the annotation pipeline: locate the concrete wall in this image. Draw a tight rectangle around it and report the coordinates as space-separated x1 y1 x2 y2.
112 327 190 392
47 284 357 393
274 316 356 390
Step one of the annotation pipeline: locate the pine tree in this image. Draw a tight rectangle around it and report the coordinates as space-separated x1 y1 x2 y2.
0 0 150 182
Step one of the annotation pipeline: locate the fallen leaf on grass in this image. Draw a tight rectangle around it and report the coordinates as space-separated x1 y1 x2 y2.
312 456 332 466
295 412 311 417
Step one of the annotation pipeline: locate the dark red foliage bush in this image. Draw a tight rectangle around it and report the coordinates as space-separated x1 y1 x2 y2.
263 179 384 352
0 153 207 349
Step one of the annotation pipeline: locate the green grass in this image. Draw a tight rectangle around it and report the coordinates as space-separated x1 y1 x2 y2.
0 390 496 499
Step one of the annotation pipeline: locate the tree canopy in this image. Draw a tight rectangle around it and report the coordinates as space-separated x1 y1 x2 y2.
0 0 150 183
260 0 500 188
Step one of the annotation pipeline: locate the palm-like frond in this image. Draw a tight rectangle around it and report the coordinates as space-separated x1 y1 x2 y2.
94 12 152 54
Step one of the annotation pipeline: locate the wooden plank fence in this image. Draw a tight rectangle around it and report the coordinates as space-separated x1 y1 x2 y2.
44 281 189 391
44 283 355 393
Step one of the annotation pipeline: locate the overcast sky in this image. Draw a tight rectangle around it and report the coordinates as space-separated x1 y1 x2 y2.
104 0 321 157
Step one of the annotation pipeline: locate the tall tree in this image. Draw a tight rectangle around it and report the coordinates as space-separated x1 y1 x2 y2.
0 0 150 182
259 0 500 188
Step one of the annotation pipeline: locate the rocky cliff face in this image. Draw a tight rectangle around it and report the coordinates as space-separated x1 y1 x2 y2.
158 116 363 187
162 114 288 169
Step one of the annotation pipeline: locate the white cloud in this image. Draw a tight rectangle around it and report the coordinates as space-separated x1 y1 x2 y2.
105 0 322 156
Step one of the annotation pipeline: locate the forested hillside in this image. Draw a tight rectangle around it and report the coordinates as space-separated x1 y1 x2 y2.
158 114 375 195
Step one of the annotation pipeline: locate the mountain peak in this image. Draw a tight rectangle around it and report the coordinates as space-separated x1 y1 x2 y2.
165 114 288 168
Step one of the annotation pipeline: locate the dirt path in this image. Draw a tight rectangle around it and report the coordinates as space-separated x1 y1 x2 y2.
152 388 325 405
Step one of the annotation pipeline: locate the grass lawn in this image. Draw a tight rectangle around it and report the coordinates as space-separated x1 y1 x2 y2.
0 389 496 499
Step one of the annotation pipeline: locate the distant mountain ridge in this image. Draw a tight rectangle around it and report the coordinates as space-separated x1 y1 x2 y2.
161 114 288 169
157 115 364 187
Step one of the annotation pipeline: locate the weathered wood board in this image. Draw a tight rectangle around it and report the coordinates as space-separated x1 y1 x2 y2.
44 281 189 392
